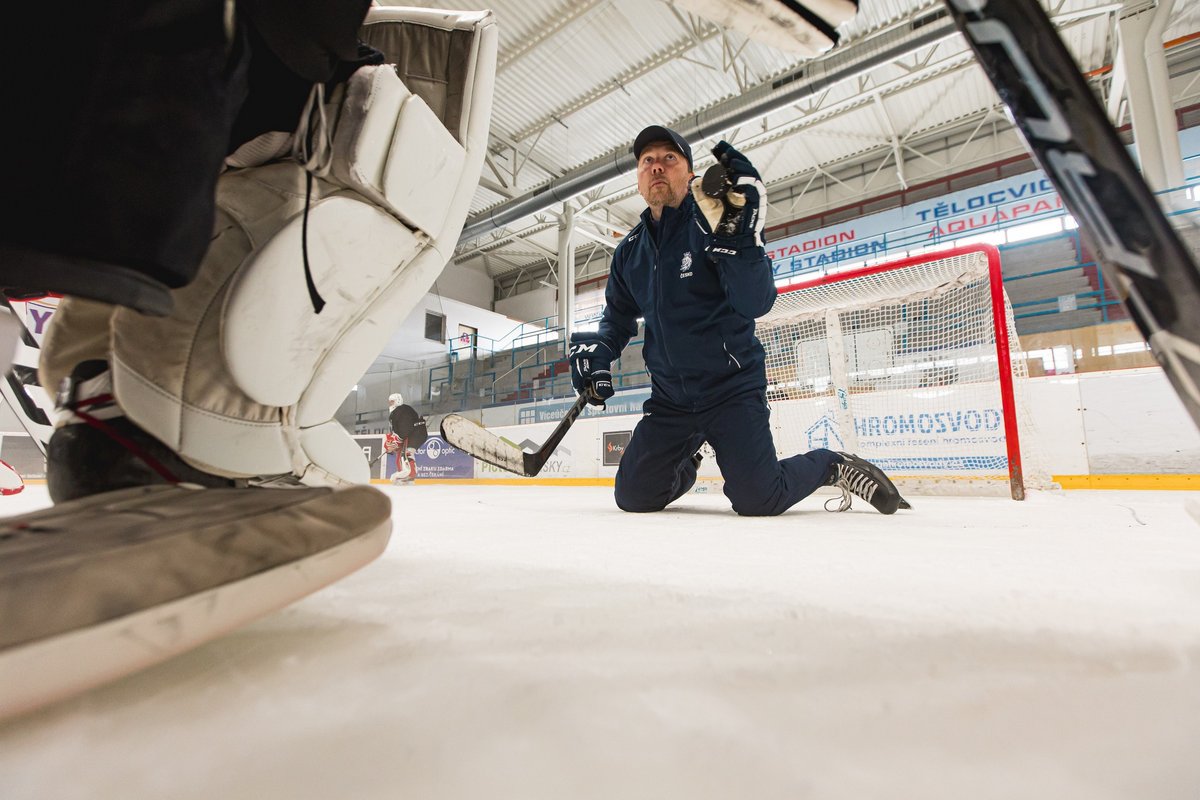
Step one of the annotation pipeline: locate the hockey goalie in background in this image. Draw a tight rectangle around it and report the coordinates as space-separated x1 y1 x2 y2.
385 393 428 485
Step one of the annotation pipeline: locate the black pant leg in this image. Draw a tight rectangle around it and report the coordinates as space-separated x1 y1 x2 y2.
703 388 840 516
613 400 706 513
1 1 252 313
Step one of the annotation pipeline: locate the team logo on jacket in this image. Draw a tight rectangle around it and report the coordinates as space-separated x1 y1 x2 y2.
679 251 693 279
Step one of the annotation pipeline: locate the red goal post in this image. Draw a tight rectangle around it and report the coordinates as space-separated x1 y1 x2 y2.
759 244 1046 499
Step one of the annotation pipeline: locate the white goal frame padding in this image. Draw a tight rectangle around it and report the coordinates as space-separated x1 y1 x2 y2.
759 244 1042 499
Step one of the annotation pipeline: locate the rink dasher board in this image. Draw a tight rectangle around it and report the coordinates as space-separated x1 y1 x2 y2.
0 484 392 721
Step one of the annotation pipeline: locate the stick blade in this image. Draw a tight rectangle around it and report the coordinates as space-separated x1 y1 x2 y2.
670 0 856 57
439 414 533 477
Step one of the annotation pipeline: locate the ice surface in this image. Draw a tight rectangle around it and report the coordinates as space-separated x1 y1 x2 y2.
2 484 1199 799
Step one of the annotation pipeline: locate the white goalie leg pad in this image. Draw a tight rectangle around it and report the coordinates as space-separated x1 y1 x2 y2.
105 10 497 487
36 297 113 398
106 173 434 483
107 165 368 482
670 0 857 57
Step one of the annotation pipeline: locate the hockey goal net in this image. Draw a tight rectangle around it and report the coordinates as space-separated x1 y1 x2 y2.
758 244 1048 499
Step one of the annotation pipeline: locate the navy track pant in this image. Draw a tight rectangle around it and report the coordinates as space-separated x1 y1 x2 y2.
613 387 840 516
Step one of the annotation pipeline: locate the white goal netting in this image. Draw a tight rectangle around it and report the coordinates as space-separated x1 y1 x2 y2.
759 245 1049 498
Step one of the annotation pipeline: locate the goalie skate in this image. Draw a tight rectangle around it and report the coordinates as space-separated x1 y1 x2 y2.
390 457 416 484
0 483 391 721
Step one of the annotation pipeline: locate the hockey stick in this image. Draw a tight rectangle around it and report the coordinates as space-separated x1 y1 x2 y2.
367 445 409 468
942 0 1200 430
440 390 593 477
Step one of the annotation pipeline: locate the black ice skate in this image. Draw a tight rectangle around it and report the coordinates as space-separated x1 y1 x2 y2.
47 360 236 503
825 452 911 515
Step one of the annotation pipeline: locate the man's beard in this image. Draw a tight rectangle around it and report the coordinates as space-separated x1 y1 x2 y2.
644 182 679 208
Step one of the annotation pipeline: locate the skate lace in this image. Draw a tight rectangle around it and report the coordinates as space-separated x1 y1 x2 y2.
66 394 181 484
823 463 876 513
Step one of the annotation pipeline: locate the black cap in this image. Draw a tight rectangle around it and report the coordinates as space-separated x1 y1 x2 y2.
632 125 693 170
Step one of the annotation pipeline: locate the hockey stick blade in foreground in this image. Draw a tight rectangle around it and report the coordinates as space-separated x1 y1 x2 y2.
440 391 592 477
943 0 1200 429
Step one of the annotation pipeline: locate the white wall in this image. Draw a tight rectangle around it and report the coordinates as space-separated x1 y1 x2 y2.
7 366 1198 482
382 295 528 369
495 286 557 326
463 367 1200 482
433 261 494 309
1024 368 1200 474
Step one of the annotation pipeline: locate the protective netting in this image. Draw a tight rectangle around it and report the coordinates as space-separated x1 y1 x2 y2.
759 246 1050 497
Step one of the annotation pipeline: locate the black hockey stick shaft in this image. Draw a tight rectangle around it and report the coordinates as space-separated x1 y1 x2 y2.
520 389 592 476
943 0 1200 429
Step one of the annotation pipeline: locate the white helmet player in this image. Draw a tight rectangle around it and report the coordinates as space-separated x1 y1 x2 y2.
388 392 403 409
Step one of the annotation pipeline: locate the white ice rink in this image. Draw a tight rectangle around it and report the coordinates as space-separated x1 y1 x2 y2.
2 483 1199 799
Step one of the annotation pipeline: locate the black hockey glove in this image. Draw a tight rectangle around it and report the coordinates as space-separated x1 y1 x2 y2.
691 141 767 261
568 333 615 407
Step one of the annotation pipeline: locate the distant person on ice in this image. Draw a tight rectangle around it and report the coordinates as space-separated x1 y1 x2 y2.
568 125 909 516
385 393 427 485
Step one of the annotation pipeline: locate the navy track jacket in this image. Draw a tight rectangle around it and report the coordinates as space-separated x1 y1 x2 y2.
596 194 778 411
